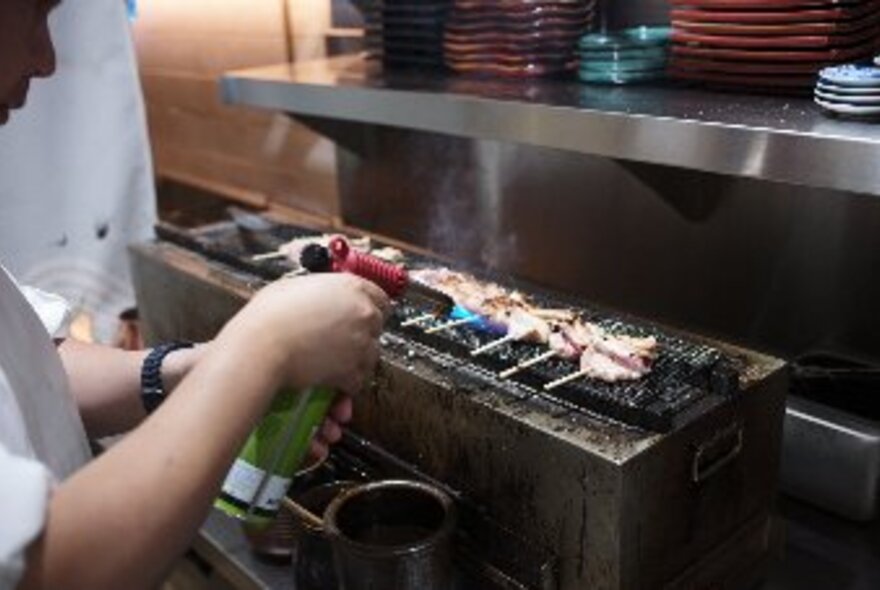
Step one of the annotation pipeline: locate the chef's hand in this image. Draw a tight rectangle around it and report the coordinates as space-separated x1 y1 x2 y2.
310 394 353 459
223 273 391 395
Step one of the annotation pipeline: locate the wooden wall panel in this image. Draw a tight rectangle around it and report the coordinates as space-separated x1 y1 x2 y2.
133 0 339 218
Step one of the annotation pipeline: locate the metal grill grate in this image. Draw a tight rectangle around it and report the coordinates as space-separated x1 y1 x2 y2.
393 293 739 432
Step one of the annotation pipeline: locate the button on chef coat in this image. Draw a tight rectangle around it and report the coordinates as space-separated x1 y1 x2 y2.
0 265 91 589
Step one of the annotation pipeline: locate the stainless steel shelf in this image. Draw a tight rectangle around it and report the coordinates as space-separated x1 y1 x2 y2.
223 56 880 196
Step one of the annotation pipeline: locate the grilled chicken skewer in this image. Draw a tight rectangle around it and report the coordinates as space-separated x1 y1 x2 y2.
497 330 579 377
471 309 552 357
545 324 658 388
411 267 658 384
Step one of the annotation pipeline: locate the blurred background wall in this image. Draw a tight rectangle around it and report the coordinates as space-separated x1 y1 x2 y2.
132 0 340 219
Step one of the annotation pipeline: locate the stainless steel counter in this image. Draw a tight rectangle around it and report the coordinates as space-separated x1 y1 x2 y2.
222 56 880 196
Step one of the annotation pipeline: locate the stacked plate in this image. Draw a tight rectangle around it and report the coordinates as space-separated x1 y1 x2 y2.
815 64 880 118
578 26 671 85
444 0 595 77
364 1 452 68
667 0 880 93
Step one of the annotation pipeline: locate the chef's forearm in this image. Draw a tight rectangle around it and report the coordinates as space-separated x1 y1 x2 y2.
58 339 207 438
20 330 285 590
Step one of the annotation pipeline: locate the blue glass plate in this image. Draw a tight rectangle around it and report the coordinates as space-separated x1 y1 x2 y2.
578 26 671 51
578 69 665 85
578 45 667 62
580 56 666 73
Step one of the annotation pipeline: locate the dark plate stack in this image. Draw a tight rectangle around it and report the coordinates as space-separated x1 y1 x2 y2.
444 0 596 77
364 1 453 69
667 0 880 93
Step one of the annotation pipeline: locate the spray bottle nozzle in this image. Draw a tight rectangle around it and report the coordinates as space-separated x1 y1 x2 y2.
300 243 333 273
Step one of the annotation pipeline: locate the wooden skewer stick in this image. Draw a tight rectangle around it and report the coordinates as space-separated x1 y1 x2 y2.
424 316 477 335
282 268 308 279
471 334 516 357
251 250 287 262
401 313 436 327
544 369 589 391
498 350 558 379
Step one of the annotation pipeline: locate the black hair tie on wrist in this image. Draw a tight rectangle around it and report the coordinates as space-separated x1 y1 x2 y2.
140 341 194 414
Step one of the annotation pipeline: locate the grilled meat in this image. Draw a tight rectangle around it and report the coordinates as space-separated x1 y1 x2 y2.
411 267 658 381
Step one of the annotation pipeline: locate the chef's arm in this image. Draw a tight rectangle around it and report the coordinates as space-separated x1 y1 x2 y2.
20 330 283 590
18 275 388 590
57 339 208 438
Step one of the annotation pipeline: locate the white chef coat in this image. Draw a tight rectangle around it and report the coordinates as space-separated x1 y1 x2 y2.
0 264 91 589
0 0 156 343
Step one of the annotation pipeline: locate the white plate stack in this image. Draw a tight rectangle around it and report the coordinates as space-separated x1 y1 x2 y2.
815 62 880 119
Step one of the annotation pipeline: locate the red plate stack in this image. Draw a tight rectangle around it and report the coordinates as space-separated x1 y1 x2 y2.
667 0 880 93
444 0 596 77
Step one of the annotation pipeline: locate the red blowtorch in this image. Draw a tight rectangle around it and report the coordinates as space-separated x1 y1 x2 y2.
300 237 454 314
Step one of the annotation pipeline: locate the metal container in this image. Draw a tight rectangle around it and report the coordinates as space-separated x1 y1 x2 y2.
323 480 457 590
782 397 880 521
287 481 357 590
781 354 880 521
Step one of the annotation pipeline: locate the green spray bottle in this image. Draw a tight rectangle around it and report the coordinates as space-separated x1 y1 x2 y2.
215 386 335 526
214 237 453 527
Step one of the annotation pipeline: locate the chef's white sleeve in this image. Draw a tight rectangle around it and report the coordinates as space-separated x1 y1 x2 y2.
0 443 52 590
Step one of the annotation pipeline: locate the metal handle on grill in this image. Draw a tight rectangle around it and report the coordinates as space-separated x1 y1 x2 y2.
692 422 743 484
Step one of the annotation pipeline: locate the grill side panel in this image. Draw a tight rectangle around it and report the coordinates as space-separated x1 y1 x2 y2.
621 365 787 589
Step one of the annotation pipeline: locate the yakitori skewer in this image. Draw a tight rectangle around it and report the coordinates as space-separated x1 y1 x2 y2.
498 350 558 379
282 267 308 279
470 334 517 357
401 313 436 327
544 369 590 391
251 250 287 262
469 307 553 357
424 316 478 335
409 267 658 383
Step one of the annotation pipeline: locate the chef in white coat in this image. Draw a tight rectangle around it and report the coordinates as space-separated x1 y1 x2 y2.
0 0 155 343
0 2 389 589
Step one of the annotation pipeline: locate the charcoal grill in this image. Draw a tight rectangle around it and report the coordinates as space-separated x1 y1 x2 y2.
135 215 788 590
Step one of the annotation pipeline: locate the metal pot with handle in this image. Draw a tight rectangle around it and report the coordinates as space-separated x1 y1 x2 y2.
286 479 457 590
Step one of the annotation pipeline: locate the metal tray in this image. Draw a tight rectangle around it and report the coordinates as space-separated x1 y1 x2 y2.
781 353 880 521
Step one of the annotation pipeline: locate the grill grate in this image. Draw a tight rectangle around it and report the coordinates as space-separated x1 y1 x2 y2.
393 294 739 432
156 220 741 432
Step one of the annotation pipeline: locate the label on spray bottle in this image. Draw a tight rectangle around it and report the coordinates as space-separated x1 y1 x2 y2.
220 459 291 513
215 387 336 527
